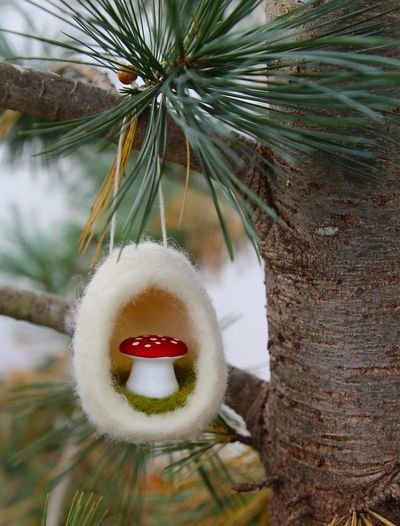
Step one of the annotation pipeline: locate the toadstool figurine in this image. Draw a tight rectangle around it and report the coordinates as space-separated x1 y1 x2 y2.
119 335 188 398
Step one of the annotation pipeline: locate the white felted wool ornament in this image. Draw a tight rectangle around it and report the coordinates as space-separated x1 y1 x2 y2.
73 242 227 443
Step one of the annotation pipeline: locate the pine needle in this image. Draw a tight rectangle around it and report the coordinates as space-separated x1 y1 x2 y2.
368 510 397 526
178 133 191 228
78 117 138 258
63 492 108 526
41 435 98 491
0 110 22 140
327 515 347 526
40 494 49 526
360 513 374 526
328 511 397 526
0 498 40 526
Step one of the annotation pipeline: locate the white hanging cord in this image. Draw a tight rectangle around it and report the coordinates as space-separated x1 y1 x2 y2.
158 156 168 247
109 117 127 254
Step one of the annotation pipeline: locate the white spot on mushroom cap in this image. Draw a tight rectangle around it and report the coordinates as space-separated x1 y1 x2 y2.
131 342 140 346
155 341 161 345
144 344 151 348
171 341 177 344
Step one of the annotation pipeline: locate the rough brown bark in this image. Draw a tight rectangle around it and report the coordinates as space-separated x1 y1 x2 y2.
258 162 400 525
0 63 119 122
259 2 400 523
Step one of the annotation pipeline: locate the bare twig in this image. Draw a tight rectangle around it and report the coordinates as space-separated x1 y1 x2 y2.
232 476 281 492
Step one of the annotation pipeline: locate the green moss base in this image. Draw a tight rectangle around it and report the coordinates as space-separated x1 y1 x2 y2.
114 366 196 414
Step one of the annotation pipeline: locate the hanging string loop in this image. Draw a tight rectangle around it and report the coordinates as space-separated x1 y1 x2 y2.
109 117 128 253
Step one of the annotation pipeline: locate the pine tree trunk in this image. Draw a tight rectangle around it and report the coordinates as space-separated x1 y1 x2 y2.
258 162 400 524
257 3 400 523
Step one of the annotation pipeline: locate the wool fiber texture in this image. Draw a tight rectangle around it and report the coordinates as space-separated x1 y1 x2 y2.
73 242 227 443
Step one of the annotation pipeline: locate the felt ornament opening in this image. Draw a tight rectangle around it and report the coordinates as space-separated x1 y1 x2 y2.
73 242 227 443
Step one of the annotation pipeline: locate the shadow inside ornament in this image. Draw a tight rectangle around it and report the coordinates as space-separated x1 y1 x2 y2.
109 286 197 414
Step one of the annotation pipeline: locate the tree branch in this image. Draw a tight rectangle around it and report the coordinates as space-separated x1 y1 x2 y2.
226 365 269 447
0 283 268 449
0 284 72 335
0 62 118 123
0 62 203 170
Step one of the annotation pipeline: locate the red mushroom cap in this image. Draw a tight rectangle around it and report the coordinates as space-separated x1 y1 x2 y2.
119 335 188 359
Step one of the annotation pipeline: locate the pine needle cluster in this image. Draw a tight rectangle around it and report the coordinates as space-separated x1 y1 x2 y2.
3 0 400 253
1 373 266 525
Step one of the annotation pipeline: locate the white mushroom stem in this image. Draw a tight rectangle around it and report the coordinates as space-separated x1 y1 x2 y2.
126 357 180 398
